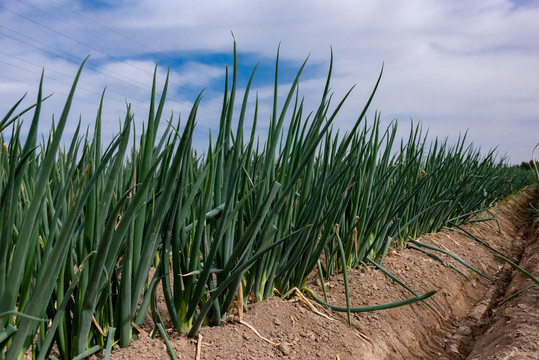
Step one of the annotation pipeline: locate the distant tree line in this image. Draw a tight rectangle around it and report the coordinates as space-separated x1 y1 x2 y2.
518 160 537 170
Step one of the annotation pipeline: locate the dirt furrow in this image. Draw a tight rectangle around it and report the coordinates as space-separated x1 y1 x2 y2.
464 213 539 360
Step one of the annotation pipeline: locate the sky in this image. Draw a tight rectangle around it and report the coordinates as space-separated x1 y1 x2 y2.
0 0 538 164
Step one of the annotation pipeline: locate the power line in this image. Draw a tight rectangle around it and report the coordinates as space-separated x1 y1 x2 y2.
9 1 213 98
0 24 159 92
47 0 217 85
0 72 128 115
0 26 145 93
0 4 97 53
0 27 202 119
17 0 143 62
0 25 82 63
28 0 225 112
0 53 131 104
0 48 150 104
50 0 165 56
1 3 222 119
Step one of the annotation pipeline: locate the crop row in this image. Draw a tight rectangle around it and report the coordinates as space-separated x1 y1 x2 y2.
0 44 532 359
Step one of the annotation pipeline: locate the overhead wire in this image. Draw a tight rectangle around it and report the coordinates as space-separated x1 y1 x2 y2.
0 50 141 107
46 0 221 88
0 32 153 115
0 33 210 121
5 1 223 117
0 23 164 92
1 2 223 120
0 71 128 115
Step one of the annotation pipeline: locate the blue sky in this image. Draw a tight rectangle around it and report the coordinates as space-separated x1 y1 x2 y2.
1 0 538 163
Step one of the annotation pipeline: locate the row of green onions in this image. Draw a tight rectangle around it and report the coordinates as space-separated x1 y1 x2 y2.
0 43 533 359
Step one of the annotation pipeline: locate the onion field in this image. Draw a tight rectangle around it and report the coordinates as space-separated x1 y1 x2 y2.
0 45 534 359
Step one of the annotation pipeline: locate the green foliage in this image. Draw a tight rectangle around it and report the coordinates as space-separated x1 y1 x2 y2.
0 43 533 358
517 159 537 171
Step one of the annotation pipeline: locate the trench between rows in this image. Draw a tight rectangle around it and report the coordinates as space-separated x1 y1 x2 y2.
314 189 538 360
438 190 538 360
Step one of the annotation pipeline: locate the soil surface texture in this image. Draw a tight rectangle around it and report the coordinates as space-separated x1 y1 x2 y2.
90 190 539 360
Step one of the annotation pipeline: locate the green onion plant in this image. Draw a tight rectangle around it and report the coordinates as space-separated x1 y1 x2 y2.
0 42 533 359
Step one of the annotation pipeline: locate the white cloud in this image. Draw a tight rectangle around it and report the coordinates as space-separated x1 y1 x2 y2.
1 0 538 162
174 62 224 88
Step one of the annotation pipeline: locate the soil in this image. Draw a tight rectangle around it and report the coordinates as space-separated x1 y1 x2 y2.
90 190 539 360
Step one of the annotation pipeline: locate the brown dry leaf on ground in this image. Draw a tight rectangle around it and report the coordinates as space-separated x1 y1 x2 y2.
90 191 539 360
